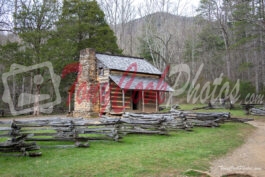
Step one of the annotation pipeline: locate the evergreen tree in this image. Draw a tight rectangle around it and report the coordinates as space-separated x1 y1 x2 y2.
14 0 60 65
10 0 60 115
43 0 122 114
52 0 121 60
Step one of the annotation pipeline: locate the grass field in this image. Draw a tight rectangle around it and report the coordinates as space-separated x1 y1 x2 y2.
0 105 263 177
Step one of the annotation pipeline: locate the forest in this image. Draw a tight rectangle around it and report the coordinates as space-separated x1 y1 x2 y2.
0 0 264 115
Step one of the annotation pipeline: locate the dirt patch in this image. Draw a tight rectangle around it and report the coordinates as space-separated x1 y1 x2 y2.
209 121 265 177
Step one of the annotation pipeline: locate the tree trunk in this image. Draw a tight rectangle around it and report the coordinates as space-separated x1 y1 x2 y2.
12 73 16 109
222 32 231 79
33 86 40 116
21 76 25 109
254 49 259 93
259 1 265 92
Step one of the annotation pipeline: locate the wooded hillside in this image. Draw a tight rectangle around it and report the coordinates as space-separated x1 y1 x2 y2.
99 0 265 97
0 0 264 114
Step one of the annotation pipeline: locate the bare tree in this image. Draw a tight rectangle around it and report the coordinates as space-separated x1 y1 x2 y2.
198 0 233 79
98 0 136 53
137 0 198 85
0 0 14 32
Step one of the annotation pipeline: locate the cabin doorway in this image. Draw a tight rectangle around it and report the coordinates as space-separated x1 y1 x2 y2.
132 91 140 110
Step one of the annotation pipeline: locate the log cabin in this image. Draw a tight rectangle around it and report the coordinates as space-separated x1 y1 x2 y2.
72 48 173 118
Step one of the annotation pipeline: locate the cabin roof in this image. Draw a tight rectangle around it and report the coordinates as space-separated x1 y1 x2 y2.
96 53 162 75
110 75 174 92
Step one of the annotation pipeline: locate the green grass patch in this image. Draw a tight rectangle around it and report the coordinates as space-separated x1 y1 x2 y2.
0 122 254 177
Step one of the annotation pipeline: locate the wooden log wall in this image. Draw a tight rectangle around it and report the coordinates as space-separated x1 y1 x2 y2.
97 62 110 114
110 82 131 112
109 83 160 113
143 91 157 112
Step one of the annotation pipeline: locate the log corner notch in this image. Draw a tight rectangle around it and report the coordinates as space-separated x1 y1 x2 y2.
73 48 99 118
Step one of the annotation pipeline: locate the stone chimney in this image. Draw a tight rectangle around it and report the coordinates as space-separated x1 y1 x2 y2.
73 48 99 118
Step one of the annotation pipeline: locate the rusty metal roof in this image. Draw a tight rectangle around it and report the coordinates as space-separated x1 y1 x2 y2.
110 75 174 92
96 54 162 75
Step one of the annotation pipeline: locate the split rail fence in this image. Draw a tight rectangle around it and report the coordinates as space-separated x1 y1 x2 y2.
249 107 265 116
0 109 252 157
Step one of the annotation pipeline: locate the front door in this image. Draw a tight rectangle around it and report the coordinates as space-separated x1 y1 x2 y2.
132 91 140 110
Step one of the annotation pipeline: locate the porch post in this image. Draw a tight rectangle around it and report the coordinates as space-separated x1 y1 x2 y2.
122 89 125 112
142 91 145 112
170 92 173 107
68 91 71 113
99 84 102 105
156 91 158 112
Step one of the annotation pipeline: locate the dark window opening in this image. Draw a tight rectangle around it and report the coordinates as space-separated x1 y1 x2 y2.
98 67 104 76
132 91 140 110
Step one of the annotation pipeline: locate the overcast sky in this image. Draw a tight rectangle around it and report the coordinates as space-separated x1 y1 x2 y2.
132 0 200 17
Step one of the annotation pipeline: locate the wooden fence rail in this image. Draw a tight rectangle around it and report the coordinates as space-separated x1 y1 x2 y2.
250 107 265 116
0 110 252 157
0 118 120 156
